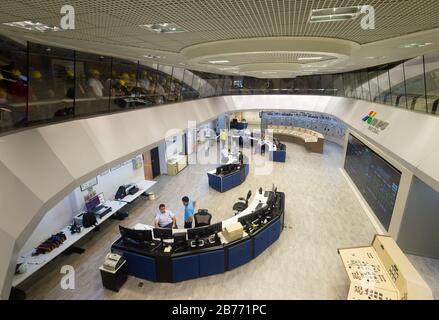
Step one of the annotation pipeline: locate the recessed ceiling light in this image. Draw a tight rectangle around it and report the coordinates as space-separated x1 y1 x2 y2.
309 6 362 23
139 23 184 33
3 20 61 32
218 67 237 71
208 60 230 64
143 54 163 59
399 42 433 49
298 57 323 61
261 72 278 75
365 56 386 60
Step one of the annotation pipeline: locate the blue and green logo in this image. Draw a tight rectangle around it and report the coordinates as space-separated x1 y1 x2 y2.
362 111 389 133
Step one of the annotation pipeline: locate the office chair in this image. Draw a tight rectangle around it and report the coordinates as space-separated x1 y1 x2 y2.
194 209 212 227
233 190 252 214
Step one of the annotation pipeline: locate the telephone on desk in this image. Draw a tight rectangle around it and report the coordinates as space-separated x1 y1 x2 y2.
103 253 125 272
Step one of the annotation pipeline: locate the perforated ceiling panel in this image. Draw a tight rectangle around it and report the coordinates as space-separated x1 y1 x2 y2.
1 0 439 49
199 52 336 66
0 0 438 76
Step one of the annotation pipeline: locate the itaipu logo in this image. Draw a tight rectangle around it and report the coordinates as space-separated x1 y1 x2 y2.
362 111 389 134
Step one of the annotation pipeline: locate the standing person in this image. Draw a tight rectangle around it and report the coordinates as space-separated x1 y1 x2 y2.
87 69 104 97
182 196 196 229
154 204 177 229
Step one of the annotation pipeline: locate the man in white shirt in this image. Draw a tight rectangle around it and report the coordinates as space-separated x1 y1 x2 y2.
154 204 177 229
88 69 104 97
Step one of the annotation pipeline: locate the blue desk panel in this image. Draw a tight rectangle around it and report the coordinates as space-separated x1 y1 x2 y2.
267 219 282 246
172 254 200 282
123 251 156 282
207 173 222 192
208 164 249 193
199 250 225 277
228 238 252 270
253 227 270 258
270 150 286 162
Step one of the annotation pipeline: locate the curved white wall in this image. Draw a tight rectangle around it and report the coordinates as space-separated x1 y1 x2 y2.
2 95 439 299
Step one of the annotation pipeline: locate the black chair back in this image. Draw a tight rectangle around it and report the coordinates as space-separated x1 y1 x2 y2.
194 210 212 227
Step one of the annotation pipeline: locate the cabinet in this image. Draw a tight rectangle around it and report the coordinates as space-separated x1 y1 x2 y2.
166 154 188 176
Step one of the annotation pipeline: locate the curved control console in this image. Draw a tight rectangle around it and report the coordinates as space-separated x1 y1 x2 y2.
111 188 285 283
207 155 250 193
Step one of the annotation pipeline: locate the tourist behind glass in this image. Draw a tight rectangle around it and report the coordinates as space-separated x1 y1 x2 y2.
87 69 104 97
154 204 177 229
182 196 196 229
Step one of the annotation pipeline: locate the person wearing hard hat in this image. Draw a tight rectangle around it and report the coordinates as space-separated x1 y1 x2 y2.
30 70 55 101
87 69 104 97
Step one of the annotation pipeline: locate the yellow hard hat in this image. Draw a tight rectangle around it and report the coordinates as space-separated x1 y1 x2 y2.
66 69 74 79
90 69 100 76
11 69 21 79
121 72 130 80
130 73 136 79
0 73 4 81
31 70 42 79
118 79 126 86
111 70 117 77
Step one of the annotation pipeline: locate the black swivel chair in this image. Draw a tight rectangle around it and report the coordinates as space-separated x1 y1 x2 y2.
194 209 212 227
233 190 252 214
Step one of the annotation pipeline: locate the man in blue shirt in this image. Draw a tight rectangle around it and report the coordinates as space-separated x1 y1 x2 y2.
182 196 196 229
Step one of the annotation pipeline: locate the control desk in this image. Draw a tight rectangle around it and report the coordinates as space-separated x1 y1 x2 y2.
111 188 285 283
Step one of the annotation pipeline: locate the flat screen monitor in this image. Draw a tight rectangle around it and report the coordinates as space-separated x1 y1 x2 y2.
203 222 222 236
173 232 187 245
344 134 401 231
216 167 221 175
187 226 209 240
85 195 101 211
153 228 173 240
119 226 152 247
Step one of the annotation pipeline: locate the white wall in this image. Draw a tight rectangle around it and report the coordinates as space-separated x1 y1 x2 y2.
241 111 261 126
20 157 144 254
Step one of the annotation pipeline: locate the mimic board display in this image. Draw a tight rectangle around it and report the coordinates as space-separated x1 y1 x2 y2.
344 134 401 230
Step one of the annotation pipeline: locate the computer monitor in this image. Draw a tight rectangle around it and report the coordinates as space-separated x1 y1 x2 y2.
203 222 222 236
119 226 152 247
216 167 221 175
153 228 173 241
173 232 187 246
187 226 209 240
85 195 101 212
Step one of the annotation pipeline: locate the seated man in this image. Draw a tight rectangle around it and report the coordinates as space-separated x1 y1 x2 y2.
154 204 177 229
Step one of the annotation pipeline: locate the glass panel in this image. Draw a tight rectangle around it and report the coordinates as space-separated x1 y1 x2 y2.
137 62 159 107
157 65 173 104
343 73 352 98
355 72 363 99
360 71 371 101
109 58 139 111
377 70 391 105
181 69 194 101
75 52 111 117
223 76 233 94
368 70 380 103
333 74 344 97
389 62 406 108
0 36 28 132
28 43 75 123
321 74 334 96
168 67 184 103
423 53 439 114
404 56 427 113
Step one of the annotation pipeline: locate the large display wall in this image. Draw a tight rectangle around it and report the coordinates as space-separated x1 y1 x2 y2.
344 134 401 230
260 111 346 144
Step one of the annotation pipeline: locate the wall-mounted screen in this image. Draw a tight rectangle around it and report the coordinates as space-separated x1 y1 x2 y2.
344 134 401 230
